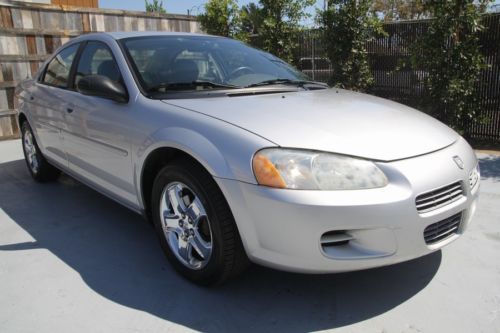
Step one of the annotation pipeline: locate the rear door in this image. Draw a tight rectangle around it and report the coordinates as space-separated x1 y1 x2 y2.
63 41 137 208
30 43 81 167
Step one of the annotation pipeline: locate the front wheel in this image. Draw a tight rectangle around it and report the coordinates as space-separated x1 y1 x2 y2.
151 159 248 285
21 121 60 182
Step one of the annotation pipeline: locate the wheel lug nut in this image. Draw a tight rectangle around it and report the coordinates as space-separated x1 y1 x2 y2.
179 220 184 227
190 229 195 236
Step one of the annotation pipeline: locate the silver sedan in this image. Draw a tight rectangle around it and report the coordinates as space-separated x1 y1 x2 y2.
16 32 480 285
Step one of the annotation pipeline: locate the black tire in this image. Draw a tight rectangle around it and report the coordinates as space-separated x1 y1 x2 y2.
21 121 60 182
151 158 249 285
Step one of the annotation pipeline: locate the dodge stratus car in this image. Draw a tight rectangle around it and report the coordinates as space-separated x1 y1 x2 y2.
16 32 480 285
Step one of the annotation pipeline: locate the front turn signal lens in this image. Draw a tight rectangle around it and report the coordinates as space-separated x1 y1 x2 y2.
252 154 286 188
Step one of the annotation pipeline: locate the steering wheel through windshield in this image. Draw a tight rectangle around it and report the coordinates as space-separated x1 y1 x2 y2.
228 66 255 80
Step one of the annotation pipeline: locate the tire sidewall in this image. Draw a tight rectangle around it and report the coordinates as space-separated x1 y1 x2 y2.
21 121 40 179
151 162 227 284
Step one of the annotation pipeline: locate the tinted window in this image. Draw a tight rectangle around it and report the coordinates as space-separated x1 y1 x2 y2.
42 43 80 88
75 41 121 87
121 36 308 91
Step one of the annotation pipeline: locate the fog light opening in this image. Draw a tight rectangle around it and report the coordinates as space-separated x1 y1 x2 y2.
321 230 354 247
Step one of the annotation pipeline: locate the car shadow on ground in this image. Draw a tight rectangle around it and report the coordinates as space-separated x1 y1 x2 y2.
478 154 500 182
0 159 442 332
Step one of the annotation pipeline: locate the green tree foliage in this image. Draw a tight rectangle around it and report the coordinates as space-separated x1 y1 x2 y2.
241 3 264 35
410 0 490 134
319 0 385 91
198 0 247 41
145 0 166 14
371 0 428 21
259 0 315 63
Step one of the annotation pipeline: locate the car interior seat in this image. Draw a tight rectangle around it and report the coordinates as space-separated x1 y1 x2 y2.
97 60 121 82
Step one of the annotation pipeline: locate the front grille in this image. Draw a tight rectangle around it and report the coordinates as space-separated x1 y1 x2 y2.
424 212 462 245
415 181 464 214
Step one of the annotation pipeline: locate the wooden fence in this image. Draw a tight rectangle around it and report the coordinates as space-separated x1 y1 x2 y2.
0 0 200 140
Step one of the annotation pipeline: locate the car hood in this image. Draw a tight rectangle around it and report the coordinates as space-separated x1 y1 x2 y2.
162 88 459 161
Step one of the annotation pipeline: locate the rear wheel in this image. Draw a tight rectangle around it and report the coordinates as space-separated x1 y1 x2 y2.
151 158 248 285
21 121 60 182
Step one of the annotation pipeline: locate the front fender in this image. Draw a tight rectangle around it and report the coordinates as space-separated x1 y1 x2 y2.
138 126 231 179
134 122 274 210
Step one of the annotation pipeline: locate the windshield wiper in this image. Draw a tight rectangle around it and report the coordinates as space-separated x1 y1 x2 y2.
147 80 239 92
245 79 329 89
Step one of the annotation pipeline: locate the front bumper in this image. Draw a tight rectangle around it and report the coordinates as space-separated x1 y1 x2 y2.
216 137 479 273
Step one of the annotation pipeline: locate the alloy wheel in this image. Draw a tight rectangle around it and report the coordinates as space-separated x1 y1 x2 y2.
159 182 213 270
23 129 39 174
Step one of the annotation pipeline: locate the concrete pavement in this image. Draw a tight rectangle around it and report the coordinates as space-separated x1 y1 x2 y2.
1 139 499 332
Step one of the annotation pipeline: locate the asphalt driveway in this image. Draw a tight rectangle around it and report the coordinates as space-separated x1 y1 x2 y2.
1 139 499 333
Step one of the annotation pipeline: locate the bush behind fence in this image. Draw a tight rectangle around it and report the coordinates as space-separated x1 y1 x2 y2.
292 14 500 144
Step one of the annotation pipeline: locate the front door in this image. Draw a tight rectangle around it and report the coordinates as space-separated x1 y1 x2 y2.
63 41 138 208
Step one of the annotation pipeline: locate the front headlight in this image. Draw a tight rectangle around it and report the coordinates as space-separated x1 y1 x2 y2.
252 148 388 190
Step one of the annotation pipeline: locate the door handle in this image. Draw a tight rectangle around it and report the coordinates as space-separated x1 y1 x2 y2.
66 108 74 114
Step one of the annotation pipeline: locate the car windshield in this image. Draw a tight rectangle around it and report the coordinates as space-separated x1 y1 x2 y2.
120 35 312 94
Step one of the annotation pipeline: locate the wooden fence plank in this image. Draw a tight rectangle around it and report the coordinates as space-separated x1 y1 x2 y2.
10 8 23 28
1 63 14 82
0 27 83 36
43 35 54 54
0 54 48 61
0 115 14 138
26 34 37 54
0 89 8 110
0 7 13 28
0 81 20 88
81 12 90 32
0 109 18 116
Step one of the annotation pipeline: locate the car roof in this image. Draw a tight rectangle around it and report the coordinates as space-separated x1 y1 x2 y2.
92 31 216 40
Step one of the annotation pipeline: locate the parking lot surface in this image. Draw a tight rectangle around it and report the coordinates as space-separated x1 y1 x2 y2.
1 139 499 333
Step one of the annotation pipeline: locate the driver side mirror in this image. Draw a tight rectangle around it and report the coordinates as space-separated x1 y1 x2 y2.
77 75 128 103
